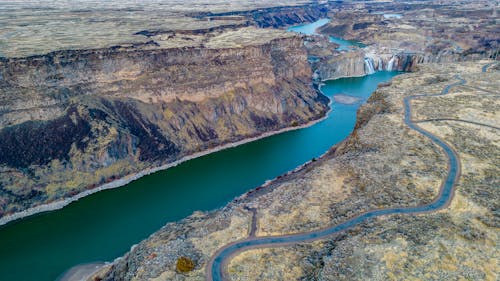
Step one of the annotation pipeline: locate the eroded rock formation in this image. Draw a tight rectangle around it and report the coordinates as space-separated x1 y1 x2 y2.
95 61 499 281
0 31 328 217
308 3 498 79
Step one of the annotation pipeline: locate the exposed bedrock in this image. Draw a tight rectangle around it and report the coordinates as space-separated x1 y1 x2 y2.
189 2 333 28
316 50 367 80
311 47 497 81
0 35 328 217
302 36 366 81
364 50 493 73
96 60 499 281
308 6 499 80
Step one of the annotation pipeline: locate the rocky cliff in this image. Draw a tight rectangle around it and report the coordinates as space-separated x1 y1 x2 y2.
301 35 367 81
94 60 499 281
310 4 498 79
0 30 328 218
189 2 332 28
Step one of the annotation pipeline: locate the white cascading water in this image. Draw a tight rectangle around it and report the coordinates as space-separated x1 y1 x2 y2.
378 57 384 71
387 56 397 71
364 57 376 74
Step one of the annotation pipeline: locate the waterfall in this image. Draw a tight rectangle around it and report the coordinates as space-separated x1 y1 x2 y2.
377 57 384 71
387 56 397 71
364 57 376 74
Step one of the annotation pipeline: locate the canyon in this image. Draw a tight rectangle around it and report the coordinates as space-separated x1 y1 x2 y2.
1 0 497 224
305 1 498 80
0 29 328 219
95 61 499 281
0 1 498 281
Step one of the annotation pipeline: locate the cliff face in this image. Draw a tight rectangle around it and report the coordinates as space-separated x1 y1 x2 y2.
190 3 332 28
96 61 499 281
302 36 367 81
364 51 491 73
0 34 328 217
311 5 498 79
317 50 367 80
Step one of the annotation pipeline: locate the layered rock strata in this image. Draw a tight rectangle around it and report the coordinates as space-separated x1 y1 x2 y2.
0 30 328 218
309 3 498 79
95 61 498 281
189 2 332 28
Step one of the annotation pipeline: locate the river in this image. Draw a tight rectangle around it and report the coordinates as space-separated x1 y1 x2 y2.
0 19 399 281
287 18 365 50
209 75 467 281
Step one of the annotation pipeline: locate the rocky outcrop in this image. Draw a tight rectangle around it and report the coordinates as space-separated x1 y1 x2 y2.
302 36 367 81
311 5 499 78
316 49 367 80
96 61 499 281
189 3 333 28
0 33 328 218
316 11 384 41
363 48 497 73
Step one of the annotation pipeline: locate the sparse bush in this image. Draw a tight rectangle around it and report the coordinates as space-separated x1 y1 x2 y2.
176 256 195 273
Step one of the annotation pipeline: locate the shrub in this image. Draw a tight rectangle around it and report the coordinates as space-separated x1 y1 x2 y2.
176 256 195 273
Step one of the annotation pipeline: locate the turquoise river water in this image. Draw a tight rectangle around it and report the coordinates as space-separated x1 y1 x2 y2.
0 20 399 281
287 18 365 50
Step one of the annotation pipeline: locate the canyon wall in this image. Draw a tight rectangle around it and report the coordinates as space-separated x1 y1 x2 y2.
190 2 332 28
310 7 498 80
0 35 328 217
309 45 497 81
303 36 367 81
316 50 367 80
96 60 499 281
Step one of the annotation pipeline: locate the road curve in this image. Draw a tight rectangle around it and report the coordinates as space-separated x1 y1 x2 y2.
206 70 473 281
415 118 500 131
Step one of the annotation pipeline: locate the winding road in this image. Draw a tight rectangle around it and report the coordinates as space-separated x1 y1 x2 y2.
206 64 493 281
415 118 500 131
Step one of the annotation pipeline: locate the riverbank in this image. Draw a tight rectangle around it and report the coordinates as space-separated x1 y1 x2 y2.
91 71 402 281
93 61 499 280
57 262 108 281
0 100 331 228
207 72 467 281
210 61 499 281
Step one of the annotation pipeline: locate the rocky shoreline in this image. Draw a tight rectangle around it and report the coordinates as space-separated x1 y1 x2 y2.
0 30 329 218
1 1 498 280
94 61 498 281
0 97 331 227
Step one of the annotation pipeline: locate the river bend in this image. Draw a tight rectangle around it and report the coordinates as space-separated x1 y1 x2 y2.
207 74 470 280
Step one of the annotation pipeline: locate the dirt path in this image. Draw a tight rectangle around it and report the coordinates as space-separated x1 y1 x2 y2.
415 118 500 131
206 67 487 281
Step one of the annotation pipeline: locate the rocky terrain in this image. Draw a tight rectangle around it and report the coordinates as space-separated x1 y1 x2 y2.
0 27 328 218
1 0 498 221
0 0 329 58
0 1 498 280
306 1 499 80
93 61 498 280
